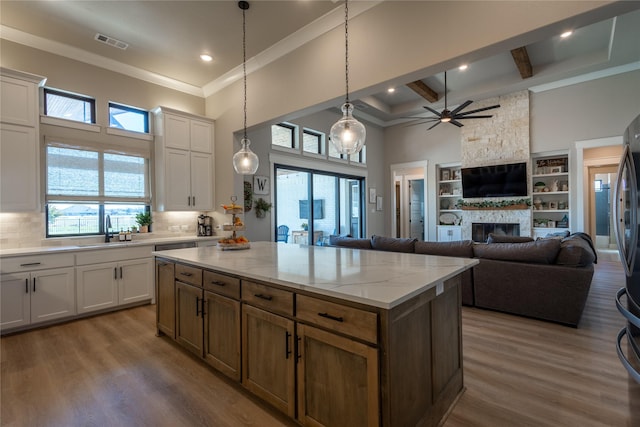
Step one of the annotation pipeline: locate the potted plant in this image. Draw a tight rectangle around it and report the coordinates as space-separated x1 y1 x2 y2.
254 198 272 218
301 222 308 231
135 211 153 233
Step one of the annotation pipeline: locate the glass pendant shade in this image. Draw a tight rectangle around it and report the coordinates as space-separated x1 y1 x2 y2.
330 103 366 155
232 138 259 175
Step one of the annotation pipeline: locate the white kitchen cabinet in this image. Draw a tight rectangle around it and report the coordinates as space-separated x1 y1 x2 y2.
76 246 154 314
0 124 39 211
153 107 214 211
0 69 46 212
438 225 462 242
1 268 75 330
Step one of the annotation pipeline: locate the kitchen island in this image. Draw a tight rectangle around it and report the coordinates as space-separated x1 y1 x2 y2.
153 241 478 427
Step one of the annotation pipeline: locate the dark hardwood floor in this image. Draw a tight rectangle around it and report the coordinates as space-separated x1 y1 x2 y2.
2 261 638 426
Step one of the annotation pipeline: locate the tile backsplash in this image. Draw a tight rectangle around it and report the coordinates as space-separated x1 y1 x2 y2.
0 211 215 249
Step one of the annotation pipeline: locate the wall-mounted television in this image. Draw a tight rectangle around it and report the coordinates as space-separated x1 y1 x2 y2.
461 162 527 198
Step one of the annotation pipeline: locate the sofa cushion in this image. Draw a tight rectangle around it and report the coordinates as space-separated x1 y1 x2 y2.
473 238 561 264
414 240 475 258
329 236 372 249
371 235 416 253
486 233 534 244
556 233 597 266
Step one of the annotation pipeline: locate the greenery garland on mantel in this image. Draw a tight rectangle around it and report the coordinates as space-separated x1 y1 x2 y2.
456 198 532 210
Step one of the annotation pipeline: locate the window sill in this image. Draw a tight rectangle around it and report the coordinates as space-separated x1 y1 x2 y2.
106 127 153 141
40 116 101 133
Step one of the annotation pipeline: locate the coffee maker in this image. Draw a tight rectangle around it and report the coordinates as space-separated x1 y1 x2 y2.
197 214 213 236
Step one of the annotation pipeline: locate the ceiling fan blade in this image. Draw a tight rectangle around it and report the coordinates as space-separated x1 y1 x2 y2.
422 106 442 117
450 120 464 127
427 121 441 130
450 100 473 116
456 104 501 116
454 115 494 119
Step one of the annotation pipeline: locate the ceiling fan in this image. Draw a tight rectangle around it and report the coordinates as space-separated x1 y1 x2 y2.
409 71 500 130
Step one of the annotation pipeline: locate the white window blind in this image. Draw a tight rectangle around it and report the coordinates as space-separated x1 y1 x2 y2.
46 144 149 204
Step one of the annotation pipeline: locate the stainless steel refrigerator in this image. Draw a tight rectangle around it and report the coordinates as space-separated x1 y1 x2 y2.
615 113 640 382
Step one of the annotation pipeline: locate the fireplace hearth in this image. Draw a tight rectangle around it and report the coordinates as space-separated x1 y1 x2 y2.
472 223 520 243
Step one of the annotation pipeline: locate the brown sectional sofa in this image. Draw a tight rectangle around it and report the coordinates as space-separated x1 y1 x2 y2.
328 233 597 327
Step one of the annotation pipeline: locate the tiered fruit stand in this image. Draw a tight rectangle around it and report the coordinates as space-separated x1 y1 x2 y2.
218 196 250 250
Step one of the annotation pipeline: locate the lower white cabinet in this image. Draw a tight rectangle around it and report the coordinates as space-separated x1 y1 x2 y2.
76 258 153 314
437 225 462 242
1 268 75 330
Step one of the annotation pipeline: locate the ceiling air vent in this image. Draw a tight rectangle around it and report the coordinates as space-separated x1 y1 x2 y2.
94 33 128 50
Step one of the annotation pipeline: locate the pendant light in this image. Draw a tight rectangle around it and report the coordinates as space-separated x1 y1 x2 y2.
329 0 366 155
233 0 259 175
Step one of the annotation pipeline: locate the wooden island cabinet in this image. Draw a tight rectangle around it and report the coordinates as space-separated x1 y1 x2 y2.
154 242 477 427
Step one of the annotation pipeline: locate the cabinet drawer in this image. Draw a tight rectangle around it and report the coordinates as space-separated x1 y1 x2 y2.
203 270 240 299
242 281 293 317
175 263 202 287
296 295 378 344
1 253 74 273
76 245 153 265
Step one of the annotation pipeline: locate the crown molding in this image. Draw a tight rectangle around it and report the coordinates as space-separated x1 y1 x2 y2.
0 25 204 97
0 1 381 100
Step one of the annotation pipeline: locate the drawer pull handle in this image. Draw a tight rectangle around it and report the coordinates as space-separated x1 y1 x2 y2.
180 272 193 277
25 278 28 294
20 262 42 267
254 293 273 301
318 312 343 322
211 280 226 287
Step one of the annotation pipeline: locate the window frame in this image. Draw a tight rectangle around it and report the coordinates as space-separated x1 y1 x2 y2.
43 87 96 124
108 101 150 134
302 128 325 156
271 122 298 151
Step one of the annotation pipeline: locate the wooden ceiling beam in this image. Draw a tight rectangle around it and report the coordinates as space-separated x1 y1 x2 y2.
510 46 533 79
406 80 439 103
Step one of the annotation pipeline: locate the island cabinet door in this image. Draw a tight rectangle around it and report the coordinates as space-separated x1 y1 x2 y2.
175 281 203 357
155 260 175 338
296 323 379 427
203 291 241 381
241 303 295 418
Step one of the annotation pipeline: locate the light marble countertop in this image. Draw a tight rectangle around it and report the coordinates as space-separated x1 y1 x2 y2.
154 241 478 309
0 235 220 257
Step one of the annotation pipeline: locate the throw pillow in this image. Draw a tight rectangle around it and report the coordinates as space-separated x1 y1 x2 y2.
371 235 417 253
486 233 534 244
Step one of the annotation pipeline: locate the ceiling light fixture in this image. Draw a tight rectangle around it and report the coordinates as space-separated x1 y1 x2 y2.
200 54 213 62
560 30 573 38
329 0 366 155
458 64 468 71
387 87 396 93
232 0 259 175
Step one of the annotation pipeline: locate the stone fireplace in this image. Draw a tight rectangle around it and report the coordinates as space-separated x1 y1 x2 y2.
459 90 532 239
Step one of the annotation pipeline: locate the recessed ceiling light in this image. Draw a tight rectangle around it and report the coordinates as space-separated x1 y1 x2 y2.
200 54 213 62
560 30 573 38
387 87 396 93
458 64 468 71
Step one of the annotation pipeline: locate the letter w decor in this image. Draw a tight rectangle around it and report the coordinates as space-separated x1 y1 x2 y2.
253 175 269 195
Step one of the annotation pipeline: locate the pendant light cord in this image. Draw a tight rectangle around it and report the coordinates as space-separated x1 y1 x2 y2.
344 0 350 105
242 4 248 140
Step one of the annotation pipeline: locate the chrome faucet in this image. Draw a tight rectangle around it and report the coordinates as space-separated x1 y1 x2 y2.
105 215 112 242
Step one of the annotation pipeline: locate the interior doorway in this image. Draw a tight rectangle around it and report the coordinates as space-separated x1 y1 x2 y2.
390 161 428 239
588 165 618 249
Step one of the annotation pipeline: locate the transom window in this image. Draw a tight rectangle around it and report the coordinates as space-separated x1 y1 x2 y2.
44 88 96 124
303 129 324 155
109 102 149 133
272 123 297 149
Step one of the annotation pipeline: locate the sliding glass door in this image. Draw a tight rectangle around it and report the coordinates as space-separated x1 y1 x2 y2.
275 165 364 245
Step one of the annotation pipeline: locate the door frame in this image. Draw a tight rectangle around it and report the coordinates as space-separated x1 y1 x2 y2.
389 161 428 239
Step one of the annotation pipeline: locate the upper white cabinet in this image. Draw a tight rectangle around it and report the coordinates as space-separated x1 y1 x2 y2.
0 68 46 212
153 107 214 211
